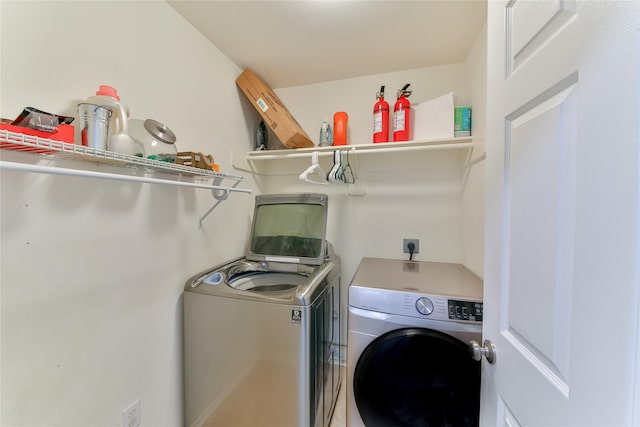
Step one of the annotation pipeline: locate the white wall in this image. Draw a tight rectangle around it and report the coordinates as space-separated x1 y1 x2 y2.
0 1 487 424
248 36 487 347
272 63 469 271
461 22 487 277
276 63 469 146
1 1 256 425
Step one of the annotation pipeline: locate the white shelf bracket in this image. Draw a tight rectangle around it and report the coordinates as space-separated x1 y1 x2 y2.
198 178 242 228
1 129 252 227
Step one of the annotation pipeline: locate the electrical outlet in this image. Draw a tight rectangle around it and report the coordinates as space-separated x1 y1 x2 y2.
122 399 141 427
403 238 420 254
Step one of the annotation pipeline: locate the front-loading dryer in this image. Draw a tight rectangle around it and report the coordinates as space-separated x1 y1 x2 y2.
347 257 483 427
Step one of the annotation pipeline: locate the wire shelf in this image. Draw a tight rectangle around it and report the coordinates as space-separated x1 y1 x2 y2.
0 129 245 182
1 129 252 226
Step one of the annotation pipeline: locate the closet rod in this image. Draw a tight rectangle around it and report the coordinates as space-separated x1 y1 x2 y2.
0 161 252 193
247 142 475 161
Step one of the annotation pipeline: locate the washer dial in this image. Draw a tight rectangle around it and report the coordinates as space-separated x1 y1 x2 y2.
415 297 434 316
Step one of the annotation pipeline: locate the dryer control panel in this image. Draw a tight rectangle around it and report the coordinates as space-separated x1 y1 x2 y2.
448 299 483 322
349 286 482 324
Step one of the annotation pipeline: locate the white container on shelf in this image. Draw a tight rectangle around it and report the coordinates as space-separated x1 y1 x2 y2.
412 92 454 141
86 85 143 157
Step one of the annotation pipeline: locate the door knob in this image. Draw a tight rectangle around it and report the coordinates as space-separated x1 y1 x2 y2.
469 339 496 364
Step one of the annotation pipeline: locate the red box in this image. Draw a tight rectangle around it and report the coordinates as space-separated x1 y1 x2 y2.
0 122 75 154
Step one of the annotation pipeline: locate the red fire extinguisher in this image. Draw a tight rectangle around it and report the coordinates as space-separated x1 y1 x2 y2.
393 83 412 142
373 85 389 143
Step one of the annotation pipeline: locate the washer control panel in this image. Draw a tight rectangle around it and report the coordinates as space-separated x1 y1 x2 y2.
349 286 482 323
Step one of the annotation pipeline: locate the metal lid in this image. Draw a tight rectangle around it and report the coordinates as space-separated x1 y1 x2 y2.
143 119 176 144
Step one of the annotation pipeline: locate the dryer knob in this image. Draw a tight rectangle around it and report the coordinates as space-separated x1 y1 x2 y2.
415 297 434 316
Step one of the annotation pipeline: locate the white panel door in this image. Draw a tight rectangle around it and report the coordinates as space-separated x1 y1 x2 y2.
483 1 640 425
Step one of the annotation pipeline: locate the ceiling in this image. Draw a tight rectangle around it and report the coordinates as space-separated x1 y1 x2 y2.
168 1 487 89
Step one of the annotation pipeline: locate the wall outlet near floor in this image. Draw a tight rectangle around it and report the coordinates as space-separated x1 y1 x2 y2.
403 238 420 254
122 399 141 427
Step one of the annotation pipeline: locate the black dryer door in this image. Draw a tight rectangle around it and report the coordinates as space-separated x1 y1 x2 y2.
354 327 480 427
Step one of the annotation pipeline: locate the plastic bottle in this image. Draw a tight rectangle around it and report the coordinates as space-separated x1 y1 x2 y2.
319 119 333 146
333 112 348 146
86 85 143 156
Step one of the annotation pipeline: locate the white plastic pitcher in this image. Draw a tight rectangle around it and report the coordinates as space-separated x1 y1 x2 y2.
86 85 143 156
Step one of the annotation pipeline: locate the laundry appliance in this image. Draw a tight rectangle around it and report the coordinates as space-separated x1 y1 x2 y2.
347 257 483 427
183 193 341 427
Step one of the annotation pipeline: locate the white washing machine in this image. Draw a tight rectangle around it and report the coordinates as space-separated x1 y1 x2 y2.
347 257 483 427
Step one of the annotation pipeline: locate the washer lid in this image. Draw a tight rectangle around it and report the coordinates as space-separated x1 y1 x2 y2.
246 193 328 266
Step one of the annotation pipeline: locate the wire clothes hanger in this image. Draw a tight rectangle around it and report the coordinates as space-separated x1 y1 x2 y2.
342 150 355 184
300 149 356 185
326 149 356 184
328 150 341 183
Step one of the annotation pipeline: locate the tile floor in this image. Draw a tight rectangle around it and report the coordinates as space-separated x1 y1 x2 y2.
329 368 347 427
